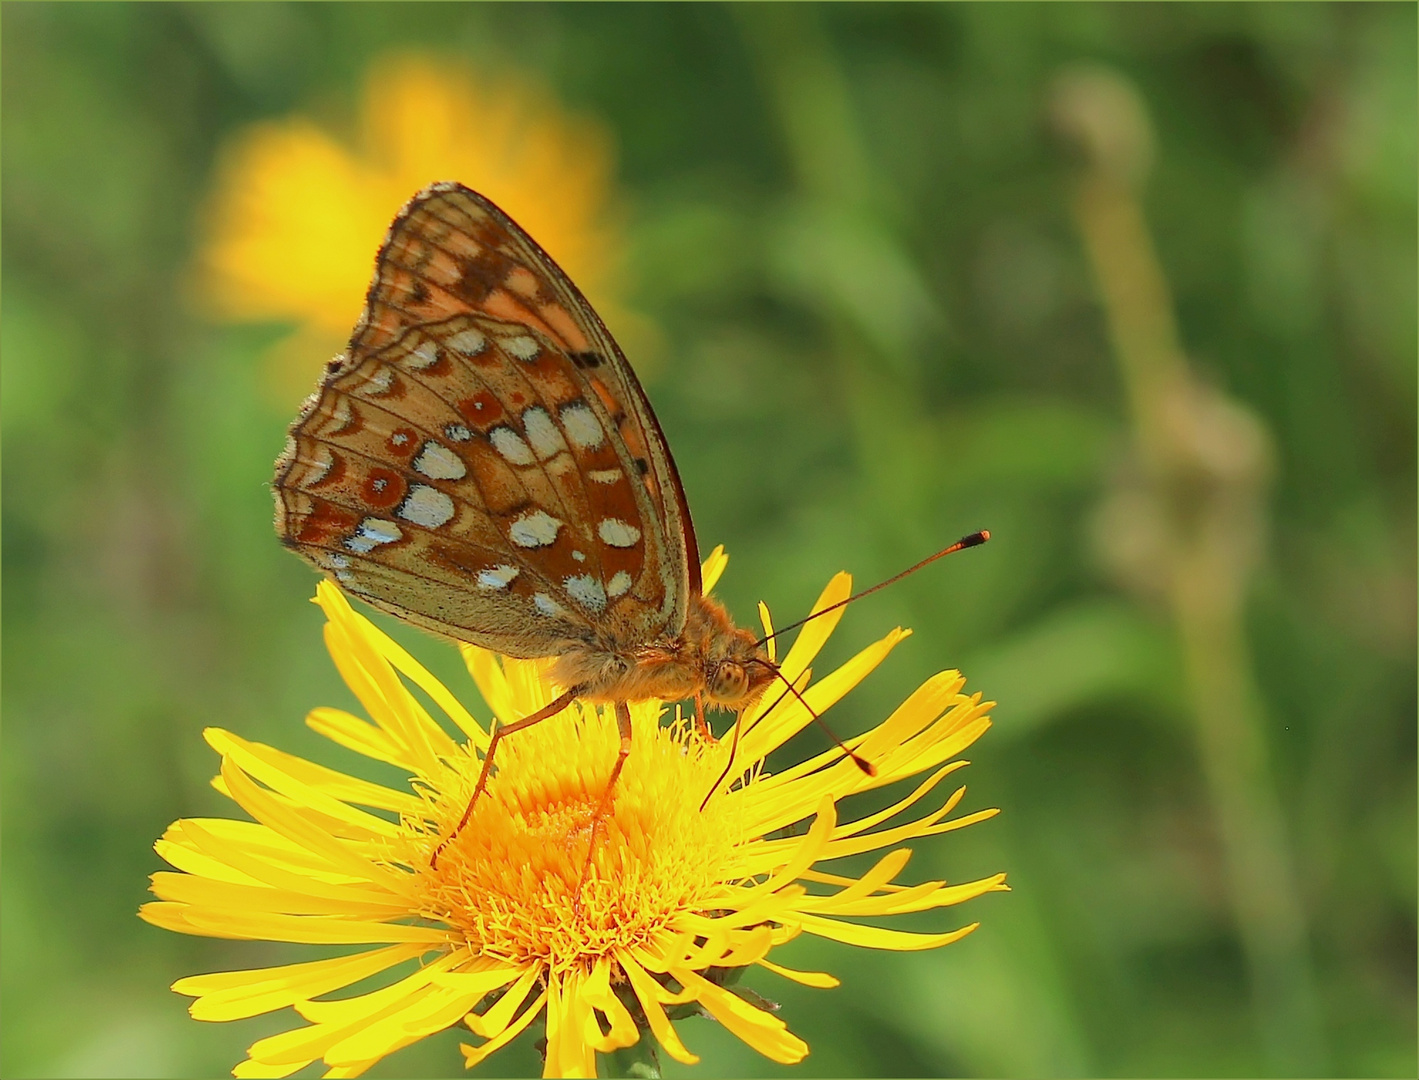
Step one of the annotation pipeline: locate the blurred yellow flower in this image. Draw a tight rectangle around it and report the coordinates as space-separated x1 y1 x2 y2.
199 52 628 402
141 551 1005 1078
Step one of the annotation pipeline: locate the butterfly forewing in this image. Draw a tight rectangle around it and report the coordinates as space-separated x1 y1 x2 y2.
274 183 697 657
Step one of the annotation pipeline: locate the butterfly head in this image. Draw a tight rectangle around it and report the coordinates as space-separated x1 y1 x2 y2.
706 631 776 711
687 595 775 713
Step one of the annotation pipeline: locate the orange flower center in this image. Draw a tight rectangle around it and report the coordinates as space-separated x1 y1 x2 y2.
407 705 747 966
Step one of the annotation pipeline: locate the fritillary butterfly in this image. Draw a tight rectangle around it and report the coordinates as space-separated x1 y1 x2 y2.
273 182 780 859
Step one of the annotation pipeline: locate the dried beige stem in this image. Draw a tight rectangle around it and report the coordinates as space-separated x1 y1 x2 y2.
1055 66 1325 1074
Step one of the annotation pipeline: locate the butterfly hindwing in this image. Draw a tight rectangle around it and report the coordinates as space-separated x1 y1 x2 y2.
274 183 696 657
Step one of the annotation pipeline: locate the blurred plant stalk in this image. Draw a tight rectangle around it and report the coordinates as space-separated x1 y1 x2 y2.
1053 68 1325 1075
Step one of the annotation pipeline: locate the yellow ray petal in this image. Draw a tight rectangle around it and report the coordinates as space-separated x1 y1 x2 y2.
773 572 852 686
430 964 523 998
805 847 913 907
463 965 541 1038
167 819 372 884
177 945 427 1021
625 944 699 1003
701 544 729 595
736 796 836 904
617 952 699 1066
459 644 518 726
320 617 439 768
176 907 450 946
305 708 410 769
361 617 489 750
792 911 980 951
815 799 974 863
217 757 405 890
750 761 963 857
869 703 994 784
460 990 547 1069
758 600 777 663
674 894 803 940
206 779 395 853
755 956 840 988
228 734 419 815
324 982 489 1066
138 901 201 934
739 628 910 765
335 595 466 760
318 589 452 774
917 806 1002 837
294 953 460 1025
149 871 408 919
543 968 596 1079
232 1054 307 1078
578 957 638 1053
323 623 431 771
322 1059 377 1079
504 654 561 713
703 924 775 970
830 872 1009 917
155 835 267 889
854 670 968 759
207 729 415 826
670 965 808 1065
744 678 954 807
747 782 969 869
251 955 458 1066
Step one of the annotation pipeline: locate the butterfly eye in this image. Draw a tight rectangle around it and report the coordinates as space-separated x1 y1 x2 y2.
709 661 749 704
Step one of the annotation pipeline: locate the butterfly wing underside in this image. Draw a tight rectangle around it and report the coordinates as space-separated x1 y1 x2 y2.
273 182 700 658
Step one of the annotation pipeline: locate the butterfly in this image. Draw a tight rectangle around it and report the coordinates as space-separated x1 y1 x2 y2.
273 182 783 860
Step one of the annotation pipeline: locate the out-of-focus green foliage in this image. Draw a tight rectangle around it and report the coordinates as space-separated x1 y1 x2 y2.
2 4 1413 1077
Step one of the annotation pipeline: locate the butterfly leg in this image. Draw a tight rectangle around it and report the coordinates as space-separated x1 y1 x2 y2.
430 687 579 868
693 691 715 741
574 700 633 910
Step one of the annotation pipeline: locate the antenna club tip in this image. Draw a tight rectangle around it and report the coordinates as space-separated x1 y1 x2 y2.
959 529 989 547
851 754 877 777
978 529 991 542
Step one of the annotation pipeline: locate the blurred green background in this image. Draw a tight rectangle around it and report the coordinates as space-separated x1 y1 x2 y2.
3 3 1414 1077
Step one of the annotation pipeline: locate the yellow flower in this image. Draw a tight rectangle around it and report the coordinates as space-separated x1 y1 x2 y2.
141 550 1006 1078
198 52 630 403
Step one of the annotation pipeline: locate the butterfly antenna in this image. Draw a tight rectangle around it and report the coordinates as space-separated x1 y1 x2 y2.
762 658 875 775
754 531 990 649
701 658 875 810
